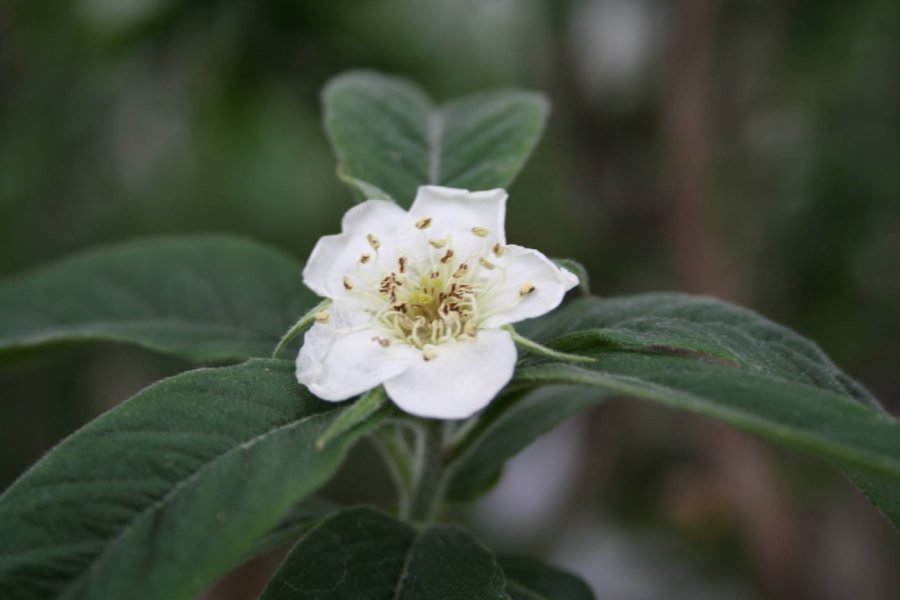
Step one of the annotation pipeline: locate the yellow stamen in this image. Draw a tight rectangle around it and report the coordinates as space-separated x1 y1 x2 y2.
415 217 432 229
519 283 536 296
472 226 490 237
478 257 496 270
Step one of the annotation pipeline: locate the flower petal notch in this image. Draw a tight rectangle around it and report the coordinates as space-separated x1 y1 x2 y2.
296 185 578 419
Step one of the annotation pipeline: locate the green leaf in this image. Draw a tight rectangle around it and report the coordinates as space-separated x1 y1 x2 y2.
315 386 388 450
261 506 509 600
514 293 900 526
499 554 594 600
241 498 337 561
446 386 611 502
0 359 382 600
323 70 549 205
521 293 879 407
0 235 315 365
336 164 394 202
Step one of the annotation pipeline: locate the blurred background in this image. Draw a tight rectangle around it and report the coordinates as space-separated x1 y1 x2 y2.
1 0 898 598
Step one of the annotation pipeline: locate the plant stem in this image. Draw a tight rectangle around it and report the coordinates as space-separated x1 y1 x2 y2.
372 423 416 515
406 420 446 524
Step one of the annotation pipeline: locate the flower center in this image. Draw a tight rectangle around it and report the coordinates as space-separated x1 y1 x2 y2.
374 248 483 351
334 219 536 361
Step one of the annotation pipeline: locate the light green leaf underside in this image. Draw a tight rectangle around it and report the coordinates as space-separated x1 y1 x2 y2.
499 555 595 600
0 359 382 600
260 506 509 600
323 70 549 205
514 293 900 527
0 236 315 364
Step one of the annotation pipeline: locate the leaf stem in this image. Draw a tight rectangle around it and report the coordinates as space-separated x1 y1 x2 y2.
272 299 331 358
506 327 596 363
405 420 447 524
371 422 417 515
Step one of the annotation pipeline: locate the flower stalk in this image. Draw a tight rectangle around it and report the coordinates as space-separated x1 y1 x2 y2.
405 420 447 523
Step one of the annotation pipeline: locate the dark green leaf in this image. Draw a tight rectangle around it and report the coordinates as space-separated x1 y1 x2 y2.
261 506 509 600
315 386 388 450
241 498 337 561
446 386 610 502
0 359 382 600
523 293 880 407
323 71 549 205
499 554 595 600
0 236 315 365
514 294 900 527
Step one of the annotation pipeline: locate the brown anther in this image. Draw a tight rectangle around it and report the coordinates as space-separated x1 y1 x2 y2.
367 234 380 250
519 283 536 296
343 276 354 291
472 226 490 237
360 253 371 264
314 311 330 323
372 336 391 348
492 243 504 257
478 257 496 270
393 303 408 314
398 256 407 273
431 271 440 279
415 217 432 229
429 238 447 249
440 249 454 264
452 263 468 278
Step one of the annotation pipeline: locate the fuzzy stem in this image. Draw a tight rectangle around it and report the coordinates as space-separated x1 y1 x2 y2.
405 420 446 524
372 423 416 516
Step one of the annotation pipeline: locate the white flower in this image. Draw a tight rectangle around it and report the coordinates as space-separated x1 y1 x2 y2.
296 186 578 419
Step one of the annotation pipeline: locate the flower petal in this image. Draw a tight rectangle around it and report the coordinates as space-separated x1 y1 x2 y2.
383 329 516 419
302 200 413 298
479 245 579 328
409 186 507 260
296 301 418 401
